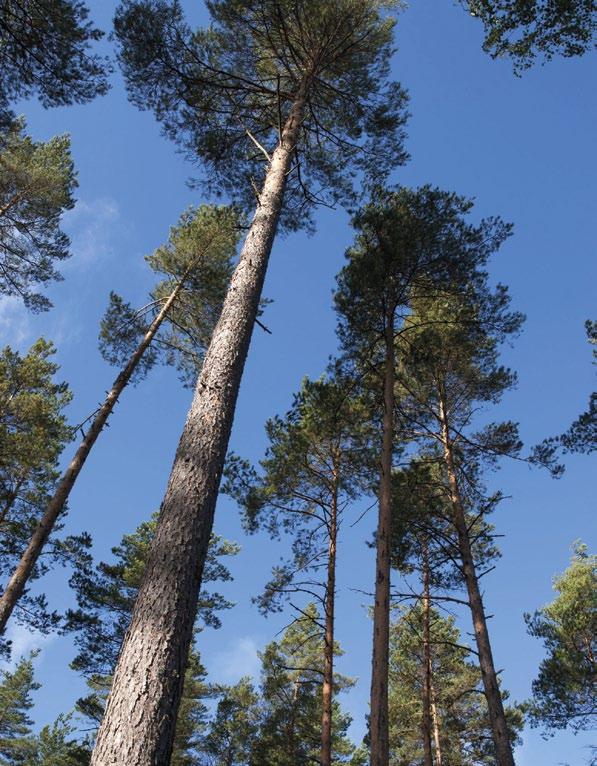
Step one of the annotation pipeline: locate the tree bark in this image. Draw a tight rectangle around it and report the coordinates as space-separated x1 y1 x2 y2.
321 470 338 766
438 391 515 766
89 87 308 766
370 315 395 766
422 542 433 766
0 272 190 635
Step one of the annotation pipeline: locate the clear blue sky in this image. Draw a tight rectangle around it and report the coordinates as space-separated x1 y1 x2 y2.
1 1 595 763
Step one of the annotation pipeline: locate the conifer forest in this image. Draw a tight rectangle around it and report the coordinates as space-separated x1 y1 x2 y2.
0 1 595 765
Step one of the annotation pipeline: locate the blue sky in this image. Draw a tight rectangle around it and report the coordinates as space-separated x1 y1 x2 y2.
1 1 595 763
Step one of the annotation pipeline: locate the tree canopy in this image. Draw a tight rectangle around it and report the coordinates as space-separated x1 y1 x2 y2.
525 541 597 733
113 0 409 231
0 119 77 311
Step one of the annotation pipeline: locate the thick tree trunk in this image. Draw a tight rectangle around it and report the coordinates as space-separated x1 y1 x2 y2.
0 275 189 635
422 543 433 766
89 90 308 766
438 392 515 766
370 317 395 766
430 679 443 766
321 474 338 766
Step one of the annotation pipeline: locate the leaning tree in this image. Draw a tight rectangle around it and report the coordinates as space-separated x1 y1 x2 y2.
91 2 409 763
0 204 238 635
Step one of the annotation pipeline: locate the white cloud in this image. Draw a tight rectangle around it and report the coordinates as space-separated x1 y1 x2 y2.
62 197 122 270
0 296 32 347
210 636 261 683
1 623 56 669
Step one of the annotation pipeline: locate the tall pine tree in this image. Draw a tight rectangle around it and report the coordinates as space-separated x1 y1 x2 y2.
94 3 409 761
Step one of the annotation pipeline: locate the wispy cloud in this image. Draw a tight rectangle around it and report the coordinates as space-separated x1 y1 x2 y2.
1 623 56 669
62 197 122 270
0 296 33 347
210 636 261 683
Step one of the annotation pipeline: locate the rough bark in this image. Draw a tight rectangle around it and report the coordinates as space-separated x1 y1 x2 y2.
370 315 395 766
438 391 516 766
0 274 190 635
89 88 308 766
321 468 338 766
422 542 434 766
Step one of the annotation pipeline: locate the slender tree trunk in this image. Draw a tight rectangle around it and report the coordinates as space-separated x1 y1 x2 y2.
89 86 309 766
0 274 190 635
437 391 515 766
370 315 395 766
321 472 338 766
421 542 433 766
430 679 443 766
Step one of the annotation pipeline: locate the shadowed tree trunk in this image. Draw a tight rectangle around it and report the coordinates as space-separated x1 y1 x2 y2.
370 312 395 766
422 541 433 766
0 271 192 635
438 388 516 766
89 83 309 766
321 465 338 766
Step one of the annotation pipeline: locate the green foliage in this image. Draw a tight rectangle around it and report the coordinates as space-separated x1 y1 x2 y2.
0 340 89 655
113 0 409 232
334 185 512 371
0 654 39 765
0 1 108 125
224 369 372 614
525 541 597 733
99 204 239 386
390 462 501 594
0 654 89 765
542 320 596 456
201 677 261 765
389 606 523 765
252 604 358 765
25 715 90 766
64 512 238 761
0 119 77 311
466 0 596 71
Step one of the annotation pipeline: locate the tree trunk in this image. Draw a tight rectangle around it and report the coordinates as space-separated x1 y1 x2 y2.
321 472 338 766
89 87 308 766
438 392 515 766
0 273 190 635
370 316 395 766
430 679 443 766
421 542 433 766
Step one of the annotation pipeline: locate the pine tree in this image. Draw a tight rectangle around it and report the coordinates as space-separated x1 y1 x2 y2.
0 654 90 765
0 654 38 765
0 339 89 658
393 283 530 766
64 513 237 764
224 369 371 766
0 119 77 311
0 1 108 125
0 204 238 636
26 715 90 766
388 606 523 766
334 185 510 766
252 604 358 766
525 541 596 733
94 3 409 761
201 678 261 766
